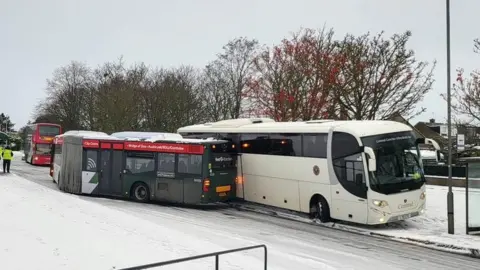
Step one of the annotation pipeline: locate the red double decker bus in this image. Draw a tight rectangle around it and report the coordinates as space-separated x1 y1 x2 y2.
24 123 62 165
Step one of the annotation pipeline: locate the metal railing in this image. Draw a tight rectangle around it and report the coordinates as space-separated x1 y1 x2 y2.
119 244 268 270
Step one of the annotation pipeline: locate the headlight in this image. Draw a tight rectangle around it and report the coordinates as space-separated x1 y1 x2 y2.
420 191 426 200
372 200 388 207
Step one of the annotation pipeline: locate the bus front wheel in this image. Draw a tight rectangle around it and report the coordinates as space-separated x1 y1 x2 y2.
310 195 331 223
131 182 150 203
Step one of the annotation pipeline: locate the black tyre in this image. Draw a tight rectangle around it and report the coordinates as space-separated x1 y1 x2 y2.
310 197 331 223
131 182 150 203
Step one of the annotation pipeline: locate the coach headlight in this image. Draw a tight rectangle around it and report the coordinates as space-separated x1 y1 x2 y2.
372 200 388 208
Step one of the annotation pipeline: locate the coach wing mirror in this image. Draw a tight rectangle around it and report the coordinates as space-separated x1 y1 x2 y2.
416 137 441 151
362 146 377 172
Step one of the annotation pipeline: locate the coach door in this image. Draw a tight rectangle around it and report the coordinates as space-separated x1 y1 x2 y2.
98 142 124 196
328 132 368 224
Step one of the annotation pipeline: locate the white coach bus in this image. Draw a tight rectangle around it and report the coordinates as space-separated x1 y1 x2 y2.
178 118 441 225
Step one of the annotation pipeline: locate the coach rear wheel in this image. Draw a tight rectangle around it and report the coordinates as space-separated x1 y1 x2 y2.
131 182 150 203
310 197 331 223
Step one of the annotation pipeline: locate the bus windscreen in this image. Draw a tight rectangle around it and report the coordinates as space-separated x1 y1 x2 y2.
36 143 52 155
39 126 61 136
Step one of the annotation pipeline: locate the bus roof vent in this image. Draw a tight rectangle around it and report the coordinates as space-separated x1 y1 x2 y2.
305 119 335 124
210 118 275 128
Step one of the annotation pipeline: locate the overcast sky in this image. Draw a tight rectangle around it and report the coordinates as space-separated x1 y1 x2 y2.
1 0 478 129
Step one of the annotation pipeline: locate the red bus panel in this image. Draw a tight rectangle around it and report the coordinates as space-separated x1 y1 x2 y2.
100 143 111 149
124 141 204 155
113 143 124 150
83 140 100 148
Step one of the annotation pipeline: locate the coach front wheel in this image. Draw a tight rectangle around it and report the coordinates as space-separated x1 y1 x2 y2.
310 196 331 223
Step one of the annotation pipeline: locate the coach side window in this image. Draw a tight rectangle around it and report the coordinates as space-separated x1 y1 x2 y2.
269 133 302 156
303 134 328 158
332 132 366 199
83 150 98 172
240 134 270 154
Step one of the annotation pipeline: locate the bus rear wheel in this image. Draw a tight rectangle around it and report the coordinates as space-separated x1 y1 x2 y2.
310 196 331 223
131 182 150 203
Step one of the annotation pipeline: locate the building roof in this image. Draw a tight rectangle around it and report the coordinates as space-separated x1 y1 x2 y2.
413 122 448 149
388 112 424 139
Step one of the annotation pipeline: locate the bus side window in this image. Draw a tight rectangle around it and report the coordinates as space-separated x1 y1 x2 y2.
178 154 202 175
158 153 175 178
125 152 155 174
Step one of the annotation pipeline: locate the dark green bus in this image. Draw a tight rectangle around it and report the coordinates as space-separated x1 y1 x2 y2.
57 134 237 204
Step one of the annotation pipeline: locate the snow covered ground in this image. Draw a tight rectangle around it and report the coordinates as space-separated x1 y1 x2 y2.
235 185 480 256
366 185 480 253
0 174 267 270
4 166 480 270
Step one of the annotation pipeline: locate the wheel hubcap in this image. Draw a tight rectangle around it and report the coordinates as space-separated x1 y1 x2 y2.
136 187 146 199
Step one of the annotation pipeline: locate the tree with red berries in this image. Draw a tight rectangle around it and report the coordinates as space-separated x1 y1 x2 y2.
332 31 435 120
448 39 480 122
245 28 435 121
245 28 338 121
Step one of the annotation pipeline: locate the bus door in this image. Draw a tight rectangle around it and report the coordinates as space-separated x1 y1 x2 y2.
155 153 183 203
98 142 124 196
177 153 204 204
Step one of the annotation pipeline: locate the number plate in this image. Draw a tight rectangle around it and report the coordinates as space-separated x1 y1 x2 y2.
399 213 411 220
216 185 231 193
219 192 227 197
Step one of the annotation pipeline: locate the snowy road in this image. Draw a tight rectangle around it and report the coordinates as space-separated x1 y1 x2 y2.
8 159 480 269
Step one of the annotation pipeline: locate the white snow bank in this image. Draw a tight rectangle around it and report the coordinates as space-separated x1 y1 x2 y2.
366 185 480 252
0 174 268 270
13 151 24 161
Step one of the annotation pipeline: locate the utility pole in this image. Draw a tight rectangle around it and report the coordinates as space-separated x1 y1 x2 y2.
446 0 455 234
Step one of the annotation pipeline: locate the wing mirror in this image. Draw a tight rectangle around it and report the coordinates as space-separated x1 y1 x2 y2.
363 146 376 172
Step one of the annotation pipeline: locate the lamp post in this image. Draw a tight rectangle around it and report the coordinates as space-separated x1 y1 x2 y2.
446 0 454 235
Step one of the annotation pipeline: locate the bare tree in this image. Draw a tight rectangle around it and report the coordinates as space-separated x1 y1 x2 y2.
142 66 205 132
94 58 148 133
333 31 436 120
199 62 231 121
202 37 259 120
36 61 91 131
448 39 480 122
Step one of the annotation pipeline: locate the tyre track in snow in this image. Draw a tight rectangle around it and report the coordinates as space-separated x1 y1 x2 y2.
83 196 480 269
12 161 480 269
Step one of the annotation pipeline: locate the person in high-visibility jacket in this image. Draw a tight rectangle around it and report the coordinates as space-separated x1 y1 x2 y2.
2 146 13 173
0 145 3 160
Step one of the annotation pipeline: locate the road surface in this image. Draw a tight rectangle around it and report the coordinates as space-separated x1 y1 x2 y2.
11 159 480 269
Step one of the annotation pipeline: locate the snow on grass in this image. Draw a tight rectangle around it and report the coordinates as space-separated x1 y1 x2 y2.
0 174 269 270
